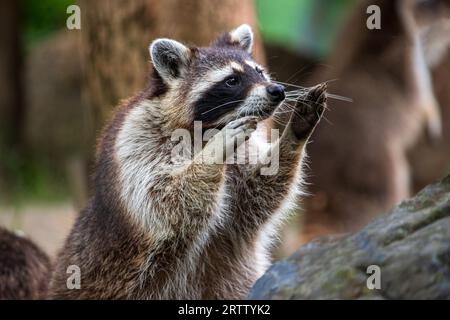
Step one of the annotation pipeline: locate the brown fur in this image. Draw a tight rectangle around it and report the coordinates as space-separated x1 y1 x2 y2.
0 226 51 299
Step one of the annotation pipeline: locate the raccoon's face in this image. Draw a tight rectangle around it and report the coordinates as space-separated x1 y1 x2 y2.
149 24 285 128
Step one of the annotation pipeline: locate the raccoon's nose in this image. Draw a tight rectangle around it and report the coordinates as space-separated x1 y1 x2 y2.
266 84 285 103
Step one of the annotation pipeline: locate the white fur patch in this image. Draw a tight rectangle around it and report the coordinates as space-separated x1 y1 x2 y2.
245 60 257 69
115 99 228 296
115 100 175 244
230 61 244 72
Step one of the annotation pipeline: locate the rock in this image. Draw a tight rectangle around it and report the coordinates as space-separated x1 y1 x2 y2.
249 175 450 299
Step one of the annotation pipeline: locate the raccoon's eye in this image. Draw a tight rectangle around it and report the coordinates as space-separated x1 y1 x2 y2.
225 77 240 87
256 67 265 77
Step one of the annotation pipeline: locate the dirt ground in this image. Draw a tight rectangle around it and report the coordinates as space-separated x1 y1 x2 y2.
0 204 76 259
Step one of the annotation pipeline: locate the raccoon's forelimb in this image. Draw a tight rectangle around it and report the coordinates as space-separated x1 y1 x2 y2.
223 84 327 234
159 117 258 238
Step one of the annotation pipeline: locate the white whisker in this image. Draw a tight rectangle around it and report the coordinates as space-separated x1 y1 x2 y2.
201 99 246 116
326 93 353 103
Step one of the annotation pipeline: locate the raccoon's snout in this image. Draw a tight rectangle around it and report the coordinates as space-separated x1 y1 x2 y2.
266 84 285 104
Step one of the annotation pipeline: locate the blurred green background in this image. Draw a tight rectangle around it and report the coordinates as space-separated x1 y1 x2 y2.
23 0 354 52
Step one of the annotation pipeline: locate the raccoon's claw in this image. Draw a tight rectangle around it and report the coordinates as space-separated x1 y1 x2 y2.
291 83 327 140
201 117 257 164
297 83 327 118
227 116 258 131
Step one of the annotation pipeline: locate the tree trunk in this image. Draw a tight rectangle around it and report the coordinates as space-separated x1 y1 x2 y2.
0 1 22 149
155 0 265 62
79 0 264 138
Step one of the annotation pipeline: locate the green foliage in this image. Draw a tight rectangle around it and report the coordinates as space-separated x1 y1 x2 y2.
22 0 75 46
256 0 305 48
256 0 356 57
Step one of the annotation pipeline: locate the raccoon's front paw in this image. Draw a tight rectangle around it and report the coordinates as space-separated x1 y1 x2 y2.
291 83 327 140
201 116 258 164
225 116 258 141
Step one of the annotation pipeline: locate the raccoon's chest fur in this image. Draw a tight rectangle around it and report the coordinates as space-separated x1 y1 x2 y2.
112 105 296 298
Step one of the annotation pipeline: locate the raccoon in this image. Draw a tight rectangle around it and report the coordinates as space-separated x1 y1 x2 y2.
410 16 450 192
301 0 448 243
0 226 51 299
49 25 326 299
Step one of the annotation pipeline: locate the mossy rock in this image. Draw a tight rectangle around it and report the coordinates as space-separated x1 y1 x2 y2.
249 176 450 299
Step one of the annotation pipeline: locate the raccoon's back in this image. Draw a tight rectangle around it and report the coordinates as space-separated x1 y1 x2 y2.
0 226 51 299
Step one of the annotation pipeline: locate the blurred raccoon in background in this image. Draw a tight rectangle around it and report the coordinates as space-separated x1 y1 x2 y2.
410 13 450 192
0 226 51 299
300 0 450 243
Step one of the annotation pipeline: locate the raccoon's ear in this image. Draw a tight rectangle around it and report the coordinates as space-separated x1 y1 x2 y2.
213 24 254 53
150 38 191 81
228 24 253 53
